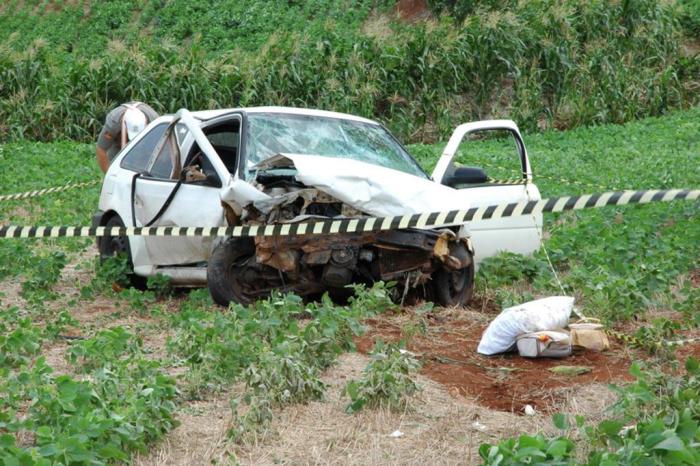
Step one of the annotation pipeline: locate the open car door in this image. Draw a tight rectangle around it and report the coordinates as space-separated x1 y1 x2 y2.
431 120 542 264
131 111 237 267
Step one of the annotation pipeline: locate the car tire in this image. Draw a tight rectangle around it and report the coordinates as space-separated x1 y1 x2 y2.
207 237 256 307
98 215 145 288
433 252 475 307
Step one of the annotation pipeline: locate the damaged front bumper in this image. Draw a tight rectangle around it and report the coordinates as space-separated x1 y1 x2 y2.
248 227 473 298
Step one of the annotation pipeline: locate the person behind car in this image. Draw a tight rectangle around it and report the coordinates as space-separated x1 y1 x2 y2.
96 101 159 173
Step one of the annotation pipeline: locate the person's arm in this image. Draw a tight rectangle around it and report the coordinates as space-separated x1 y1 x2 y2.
96 145 110 173
96 107 124 173
96 126 115 173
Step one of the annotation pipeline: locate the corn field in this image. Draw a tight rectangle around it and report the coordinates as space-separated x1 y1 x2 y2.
0 0 698 143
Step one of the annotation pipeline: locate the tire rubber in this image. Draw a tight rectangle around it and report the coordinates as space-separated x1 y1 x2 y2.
207 237 256 306
433 251 475 307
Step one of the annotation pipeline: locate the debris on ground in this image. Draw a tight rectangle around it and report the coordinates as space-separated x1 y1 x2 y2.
356 309 636 413
477 296 574 355
471 421 487 432
548 365 593 376
569 320 610 351
516 330 572 358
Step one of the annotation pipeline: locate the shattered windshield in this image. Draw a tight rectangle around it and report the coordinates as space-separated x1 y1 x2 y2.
244 113 427 179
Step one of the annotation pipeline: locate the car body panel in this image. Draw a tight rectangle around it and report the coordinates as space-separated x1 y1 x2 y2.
132 178 224 265
271 153 475 220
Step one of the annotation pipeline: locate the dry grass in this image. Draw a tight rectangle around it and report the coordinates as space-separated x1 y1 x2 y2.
133 391 235 466
132 352 618 465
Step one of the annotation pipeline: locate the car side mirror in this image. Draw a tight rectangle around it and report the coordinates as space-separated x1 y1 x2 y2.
442 166 488 187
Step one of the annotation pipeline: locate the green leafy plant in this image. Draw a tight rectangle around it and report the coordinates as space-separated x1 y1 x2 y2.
168 283 395 398
20 250 67 304
0 1 696 143
0 326 178 465
118 287 157 315
43 310 79 340
478 252 550 289
229 347 326 440
147 273 173 298
66 326 141 370
479 433 575 465
94 254 132 290
0 315 44 368
344 341 421 413
480 358 700 465
679 0 700 37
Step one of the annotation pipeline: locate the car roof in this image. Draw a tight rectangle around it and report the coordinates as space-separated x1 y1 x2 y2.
188 106 380 125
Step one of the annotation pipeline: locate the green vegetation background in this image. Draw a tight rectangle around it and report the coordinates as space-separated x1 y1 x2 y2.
1 0 699 143
0 106 698 465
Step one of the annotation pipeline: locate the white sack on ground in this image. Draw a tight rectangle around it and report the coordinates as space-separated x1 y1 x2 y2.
477 296 574 356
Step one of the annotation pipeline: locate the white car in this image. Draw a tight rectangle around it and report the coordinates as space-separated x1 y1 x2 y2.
93 107 541 305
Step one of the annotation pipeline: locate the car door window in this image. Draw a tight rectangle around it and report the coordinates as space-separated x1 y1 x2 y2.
147 126 181 180
120 123 168 173
185 120 240 175
181 119 240 188
456 129 526 185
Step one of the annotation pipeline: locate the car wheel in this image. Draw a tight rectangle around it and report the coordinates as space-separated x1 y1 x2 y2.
433 255 475 307
98 215 145 288
207 237 258 306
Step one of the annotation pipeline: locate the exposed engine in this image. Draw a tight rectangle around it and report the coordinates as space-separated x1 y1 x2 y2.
215 171 474 305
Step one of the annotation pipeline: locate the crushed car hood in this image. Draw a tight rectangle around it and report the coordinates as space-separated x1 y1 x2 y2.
273 153 474 218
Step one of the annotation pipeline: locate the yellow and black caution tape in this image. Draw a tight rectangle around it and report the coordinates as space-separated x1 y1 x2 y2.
0 188 697 239
482 163 621 192
487 177 526 185
0 180 100 202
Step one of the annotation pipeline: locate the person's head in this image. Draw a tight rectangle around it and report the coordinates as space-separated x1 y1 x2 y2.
123 107 148 141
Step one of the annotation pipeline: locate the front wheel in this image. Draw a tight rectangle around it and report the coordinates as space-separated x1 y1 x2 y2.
207 237 263 306
433 253 475 307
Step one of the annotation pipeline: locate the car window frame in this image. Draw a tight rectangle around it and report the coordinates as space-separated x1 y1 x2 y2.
456 128 528 187
191 113 244 179
144 122 182 181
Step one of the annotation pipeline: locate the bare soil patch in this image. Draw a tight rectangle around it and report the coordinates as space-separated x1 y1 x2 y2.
689 269 700 288
395 0 431 22
355 309 636 414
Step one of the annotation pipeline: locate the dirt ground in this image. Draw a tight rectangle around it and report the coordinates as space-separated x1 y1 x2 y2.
2 250 698 465
355 311 636 414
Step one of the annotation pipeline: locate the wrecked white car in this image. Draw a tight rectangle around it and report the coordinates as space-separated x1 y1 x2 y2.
93 107 542 306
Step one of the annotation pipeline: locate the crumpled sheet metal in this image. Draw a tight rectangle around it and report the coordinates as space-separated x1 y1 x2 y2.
279 153 474 222
220 178 271 215
221 153 474 236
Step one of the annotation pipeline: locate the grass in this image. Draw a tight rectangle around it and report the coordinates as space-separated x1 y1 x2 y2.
0 107 698 463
